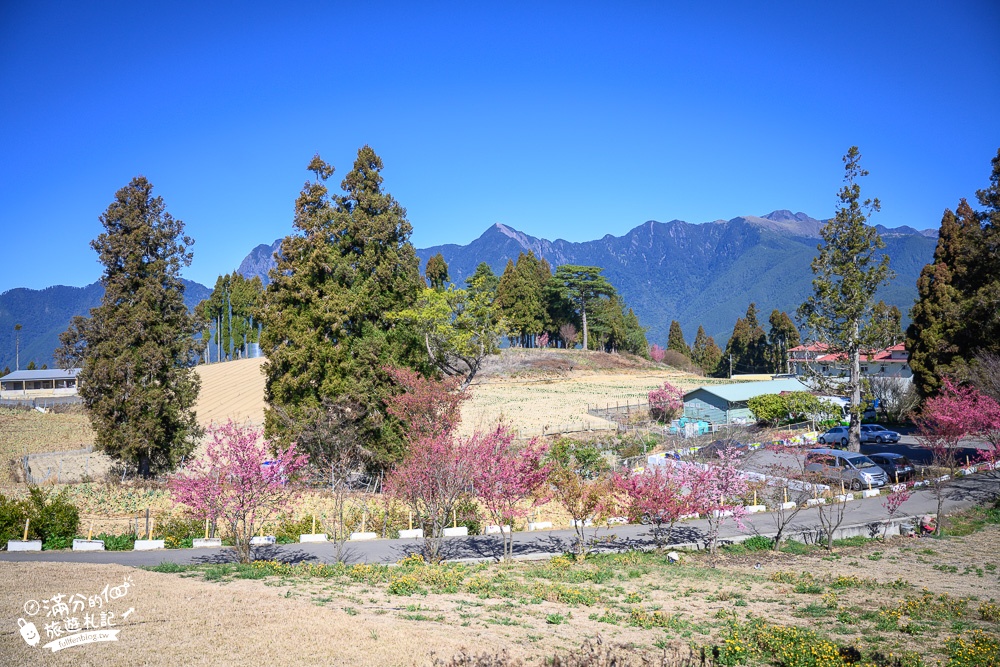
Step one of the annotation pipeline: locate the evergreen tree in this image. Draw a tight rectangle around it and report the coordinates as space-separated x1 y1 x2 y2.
1 367 9 377
197 272 264 362
798 147 893 452
724 303 769 374
424 253 450 290
26 361 36 370
767 309 800 373
703 336 723 376
551 265 615 351
260 148 429 470
667 320 690 357
496 252 549 347
56 176 201 476
466 262 499 299
908 149 1000 395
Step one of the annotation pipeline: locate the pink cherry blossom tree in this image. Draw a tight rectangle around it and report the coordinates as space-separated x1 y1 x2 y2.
649 344 666 363
614 462 700 548
384 432 474 561
915 379 995 535
648 381 684 422
689 446 749 556
882 486 912 539
169 420 308 563
467 426 549 560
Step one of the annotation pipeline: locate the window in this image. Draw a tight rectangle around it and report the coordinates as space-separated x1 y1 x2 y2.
860 365 869 373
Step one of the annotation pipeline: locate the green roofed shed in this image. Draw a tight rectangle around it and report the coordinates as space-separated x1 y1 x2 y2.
682 378 810 425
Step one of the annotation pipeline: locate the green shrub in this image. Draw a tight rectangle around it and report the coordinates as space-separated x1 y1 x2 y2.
42 535 73 550
97 532 136 551
159 515 208 548
275 516 315 543
0 493 28 546
27 488 80 542
741 535 775 551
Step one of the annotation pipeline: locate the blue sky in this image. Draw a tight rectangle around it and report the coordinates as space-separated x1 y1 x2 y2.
2 2 998 290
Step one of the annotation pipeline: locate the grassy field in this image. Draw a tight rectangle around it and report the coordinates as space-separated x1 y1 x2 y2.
3 516 997 666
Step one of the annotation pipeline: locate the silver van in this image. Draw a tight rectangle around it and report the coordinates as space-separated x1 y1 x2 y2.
804 448 888 490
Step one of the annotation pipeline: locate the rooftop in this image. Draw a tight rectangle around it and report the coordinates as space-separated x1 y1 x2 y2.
0 368 81 382
684 378 810 404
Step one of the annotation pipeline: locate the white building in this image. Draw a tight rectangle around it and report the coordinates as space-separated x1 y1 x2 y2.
788 343 912 380
0 368 81 397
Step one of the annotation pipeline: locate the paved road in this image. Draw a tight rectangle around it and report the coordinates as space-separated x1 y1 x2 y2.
3 470 997 568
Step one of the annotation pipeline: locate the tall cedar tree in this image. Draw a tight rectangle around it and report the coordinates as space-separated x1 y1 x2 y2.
57 177 201 477
496 252 550 347
260 148 429 470
667 320 690 357
798 147 892 452
724 303 768 375
424 253 449 290
691 326 721 375
767 310 800 374
907 148 1000 395
551 265 615 351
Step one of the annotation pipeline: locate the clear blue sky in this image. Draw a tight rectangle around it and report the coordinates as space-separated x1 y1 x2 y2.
2 1 998 290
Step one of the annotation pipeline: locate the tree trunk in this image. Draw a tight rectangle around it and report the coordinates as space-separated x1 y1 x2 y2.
582 305 588 351
849 339 862 452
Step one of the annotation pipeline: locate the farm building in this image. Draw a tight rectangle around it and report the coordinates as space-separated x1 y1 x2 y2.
0 368 81 396
682 378 810 425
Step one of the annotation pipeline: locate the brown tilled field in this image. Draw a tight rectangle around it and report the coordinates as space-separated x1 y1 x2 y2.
2 524 998 666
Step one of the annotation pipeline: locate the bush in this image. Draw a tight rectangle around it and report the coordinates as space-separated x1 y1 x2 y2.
742 535 775 551
275 516 316 544
648 381 684 422
97 532 136 551
158 515 206 549
2 488 80 548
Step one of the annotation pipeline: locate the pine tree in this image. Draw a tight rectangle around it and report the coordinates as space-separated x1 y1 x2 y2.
260 148 429 470
667 321 690 357
424 253 450 290
26 361 37 370
57 176 201 476
798 147 893 452
551 265 615 351
767 310 800 373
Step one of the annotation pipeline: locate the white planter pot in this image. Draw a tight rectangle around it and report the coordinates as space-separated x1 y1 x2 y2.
484 525 511 534
299 534 328 543
192 538 222 548
745 505 767 514
398 529 423 539
862 489 880 498
72 539 105 551
133 539 165 551
250 536 276 546
777 501 797 511
442 527 468 537
806 498 825 506
527 522 552 531
349 532 377 541
6 540 42 552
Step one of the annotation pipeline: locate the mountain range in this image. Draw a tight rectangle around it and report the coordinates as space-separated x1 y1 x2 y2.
0 211 937 370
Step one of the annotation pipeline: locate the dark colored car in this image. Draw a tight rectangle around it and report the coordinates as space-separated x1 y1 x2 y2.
868 452 915 483
860 424 901 444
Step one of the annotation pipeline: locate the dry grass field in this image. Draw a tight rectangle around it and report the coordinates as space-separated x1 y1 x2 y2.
2 522 998 666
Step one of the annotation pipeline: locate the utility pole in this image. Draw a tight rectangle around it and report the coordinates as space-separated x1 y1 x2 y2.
729 353 733 379
14 324 21 371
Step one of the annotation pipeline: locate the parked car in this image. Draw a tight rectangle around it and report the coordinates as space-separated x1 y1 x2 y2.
860 424 901 444
817 426 849 446
867 452 915 483
804 448 889 490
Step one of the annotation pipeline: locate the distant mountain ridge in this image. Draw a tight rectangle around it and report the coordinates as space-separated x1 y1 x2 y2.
235 211 937 348
0 211 938 370
0 280 211 371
